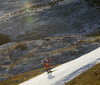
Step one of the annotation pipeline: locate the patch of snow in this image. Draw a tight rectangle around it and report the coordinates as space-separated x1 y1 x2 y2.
19 47 100 85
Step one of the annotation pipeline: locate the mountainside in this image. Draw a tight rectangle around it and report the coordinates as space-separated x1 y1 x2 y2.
0 35 100 82
0 0 100 42
0 0 100 84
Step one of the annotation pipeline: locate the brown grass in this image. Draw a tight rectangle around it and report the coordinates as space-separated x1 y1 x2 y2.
0 64 60 85
68 0 74 3
65 63 100 85
0 33 11 45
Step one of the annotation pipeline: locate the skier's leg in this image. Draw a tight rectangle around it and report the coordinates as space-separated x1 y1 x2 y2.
48 66 50 71
46 66 49 73
48 65 52 73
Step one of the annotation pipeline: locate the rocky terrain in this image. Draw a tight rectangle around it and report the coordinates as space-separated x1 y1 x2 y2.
0 35 100 81
0 0 100 41
0 0 100 82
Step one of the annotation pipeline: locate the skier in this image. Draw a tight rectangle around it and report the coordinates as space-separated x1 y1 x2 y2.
43 57 51 73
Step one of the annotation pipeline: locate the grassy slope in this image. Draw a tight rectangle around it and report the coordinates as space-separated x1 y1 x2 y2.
65 63 100 85
1 62 100 85
0 65 59 85
0 36 100 85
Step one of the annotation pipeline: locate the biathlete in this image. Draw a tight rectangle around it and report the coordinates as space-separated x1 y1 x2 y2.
43 57 52 73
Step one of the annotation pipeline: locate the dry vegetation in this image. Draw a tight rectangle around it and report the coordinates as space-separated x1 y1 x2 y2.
0 64 59 85
0 35 100 84
65 63 100 85
0 33 11 45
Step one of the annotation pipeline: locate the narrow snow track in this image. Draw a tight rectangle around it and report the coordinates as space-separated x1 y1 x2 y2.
19 47 100 85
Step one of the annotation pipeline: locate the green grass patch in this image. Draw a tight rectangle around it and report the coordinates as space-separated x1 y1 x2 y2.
65 63 100 85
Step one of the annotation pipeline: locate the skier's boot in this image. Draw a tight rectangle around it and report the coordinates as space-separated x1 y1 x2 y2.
48 70 52 73
47 70 49 74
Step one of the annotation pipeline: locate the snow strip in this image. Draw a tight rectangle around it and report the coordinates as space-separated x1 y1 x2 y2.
19 47 100 85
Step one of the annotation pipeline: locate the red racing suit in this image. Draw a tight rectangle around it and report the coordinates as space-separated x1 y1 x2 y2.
43 57 50 70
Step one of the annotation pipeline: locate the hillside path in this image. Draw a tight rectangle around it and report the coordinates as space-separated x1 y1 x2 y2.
19 47 100 85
